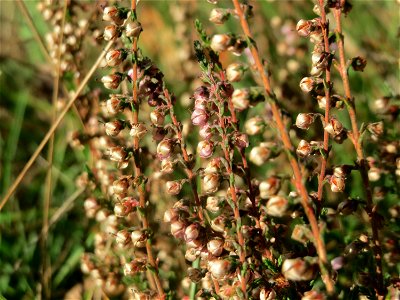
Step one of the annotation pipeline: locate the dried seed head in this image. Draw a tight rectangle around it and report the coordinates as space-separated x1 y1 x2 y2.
157 139 175 160
164 208 178 223
265 195 289 217
282 257 317 281
115 229 131 246
299 77 317 93
197 140 214 158
324 117 344 136
297 140 312 157
106 95 124 115
209 8 230 24
191 108 208 126
108 146 128 162
131 230 147 248
295 113 315 130
226 63 246 82
296 19 313 37
105 49 127 67
206 196 223 213
105 120 125 136
203 173 220 194
184 223 200 242
112 177 131 195
302 291 326 300
245 116 265 135
103 6 127 26
170 220 186 239
125 20 142 38
129 123 147 139
166 180 183 195
150 110 165 126
259 177 281 198
210 34 232 52
249 143 272 166
207 237 224 256
330 175 345 193
231 88 250 111
101 74 123 90
103 25 120 41
199 125 213 140
207 259 234 279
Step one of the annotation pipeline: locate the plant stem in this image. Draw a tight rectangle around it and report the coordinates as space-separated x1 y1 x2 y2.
316 0 332 208
130 1 165 298
333 8 385 298
232 0 335 294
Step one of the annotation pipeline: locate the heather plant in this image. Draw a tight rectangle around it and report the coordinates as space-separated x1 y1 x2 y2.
0 1 399 300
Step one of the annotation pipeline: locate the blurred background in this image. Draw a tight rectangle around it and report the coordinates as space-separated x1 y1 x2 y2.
0 1 398 299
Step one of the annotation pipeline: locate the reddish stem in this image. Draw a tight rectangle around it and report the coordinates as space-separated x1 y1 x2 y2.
232 0 335 294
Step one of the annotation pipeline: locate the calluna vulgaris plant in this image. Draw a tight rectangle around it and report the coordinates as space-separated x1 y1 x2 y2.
1 0 399 299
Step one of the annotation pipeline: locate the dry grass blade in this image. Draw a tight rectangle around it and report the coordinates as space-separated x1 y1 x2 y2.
0 40 114 211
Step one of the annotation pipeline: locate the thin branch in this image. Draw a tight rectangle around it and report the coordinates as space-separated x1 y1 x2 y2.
232 0 335 294
333 7 385 298
130 1 165 297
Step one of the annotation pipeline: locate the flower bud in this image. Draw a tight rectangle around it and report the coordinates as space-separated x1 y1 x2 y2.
185 248 200 262
291 224 313 245
197 140 214 158
245 116 265 135
191 108 208 126
203 173 220 194
160 159 174 174
105 49 127 67
84 197 99 218
231 88 250 111
302 291 326 300
199 125 213 140
299 77 319 93
112 177 131 195
208 259 234 279
207 238 224 256
103 6 127 26
164 208 178 223
115 229 131 246
166 180 182 195
296 19 313 37
232 132 249 149
170 220 186 239
185 223 200 242
209 8 230 25
105 120 125 136
296 140 312 157
324 117 344 136
150 110 165 126
125 20 142 38
317 96 327 110
109 146 128 162
106 95 124 115
210 34 232 52
310 66 323 77
249 143 272 166
101 73 123 90
103 25 120 41
265 196 288 217
210 216 226 233
129 123 147 139
157 139 174 160
259 177 281 198
206 196 223 213
282 257 317 281
130 230 147 248
330 175 345 193
226 63 246 82
295 113 315 130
